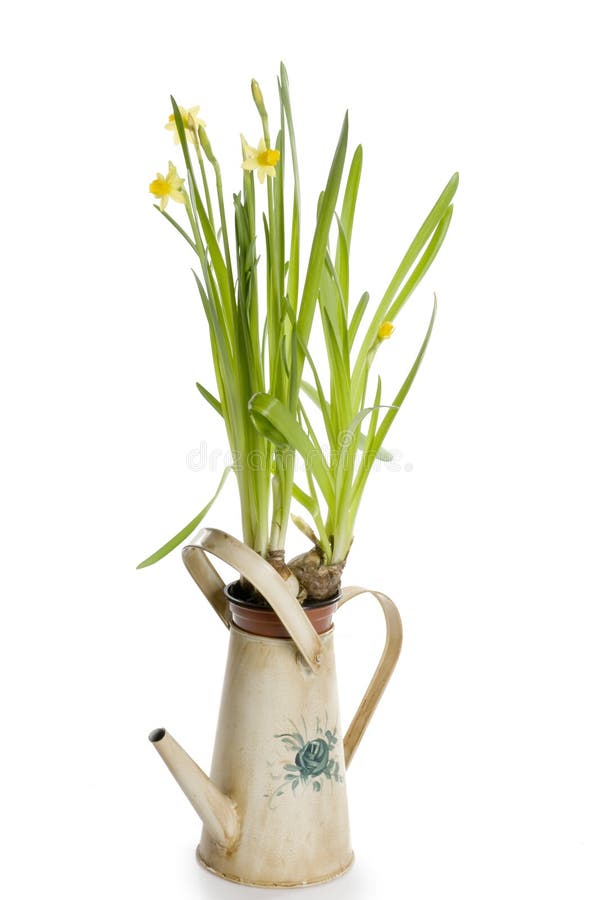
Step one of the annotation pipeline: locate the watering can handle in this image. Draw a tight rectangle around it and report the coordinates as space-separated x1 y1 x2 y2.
338 586 403 769
181 528 323 674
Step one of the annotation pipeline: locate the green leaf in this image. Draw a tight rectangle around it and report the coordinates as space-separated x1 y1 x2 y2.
291 322 334 445
363 376 383 464
195 382 222 416
279 62 301 310
334 215 350 311
335 144 362 301
301 381 392 461
249 393 334 504
154 206 198 253
348 291 370 349
136 466 233 568
171 97 235 338
292 483 318 516
365 437 392 462
351 172 457 405
321 307 351 435
248 408 289 447
339 144 363 250
373 296 438 452
382 172 458 315
385 205 454 321
296 112 349 376
352 296 438 511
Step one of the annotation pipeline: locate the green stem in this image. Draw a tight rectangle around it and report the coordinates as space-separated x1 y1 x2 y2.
195 146 216 233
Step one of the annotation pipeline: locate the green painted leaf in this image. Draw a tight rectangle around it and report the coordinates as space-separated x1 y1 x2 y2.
313 781 322 792
275 732 305 746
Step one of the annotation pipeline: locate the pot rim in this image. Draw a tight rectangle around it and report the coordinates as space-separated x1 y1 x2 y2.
224 579 341 610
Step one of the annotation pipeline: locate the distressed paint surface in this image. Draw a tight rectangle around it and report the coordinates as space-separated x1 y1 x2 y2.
198 626 354 886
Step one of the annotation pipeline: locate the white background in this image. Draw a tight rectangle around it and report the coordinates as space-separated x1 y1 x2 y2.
2 1 597 897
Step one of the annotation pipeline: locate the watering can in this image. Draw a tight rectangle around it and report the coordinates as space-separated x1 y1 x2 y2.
149 528 403 887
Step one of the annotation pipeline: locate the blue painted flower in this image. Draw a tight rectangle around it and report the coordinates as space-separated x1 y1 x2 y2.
295 738 329 777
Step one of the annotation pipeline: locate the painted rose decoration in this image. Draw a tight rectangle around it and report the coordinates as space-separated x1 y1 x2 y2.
296 738 330 777
266 715 343 806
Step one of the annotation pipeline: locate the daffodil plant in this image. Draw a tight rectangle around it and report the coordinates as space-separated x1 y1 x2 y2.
138 64 457 602
139 66 348 575
248 167 457 594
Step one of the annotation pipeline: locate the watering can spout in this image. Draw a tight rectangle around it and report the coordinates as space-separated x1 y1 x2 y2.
148 728 240 850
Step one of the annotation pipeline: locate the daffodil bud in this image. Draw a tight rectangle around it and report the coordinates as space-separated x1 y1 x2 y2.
251 79 267 117
377 321 394 341
198 126 216 164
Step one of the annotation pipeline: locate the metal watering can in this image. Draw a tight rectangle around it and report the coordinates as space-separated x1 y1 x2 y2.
149 528 403 887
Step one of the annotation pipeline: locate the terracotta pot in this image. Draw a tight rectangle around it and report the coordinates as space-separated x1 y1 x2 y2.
225 580 340 637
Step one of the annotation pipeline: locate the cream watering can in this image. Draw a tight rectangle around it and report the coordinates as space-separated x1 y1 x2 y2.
149 528 403 887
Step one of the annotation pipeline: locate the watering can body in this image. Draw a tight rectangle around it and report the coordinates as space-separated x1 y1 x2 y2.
201 623 352 885
149 528 402 888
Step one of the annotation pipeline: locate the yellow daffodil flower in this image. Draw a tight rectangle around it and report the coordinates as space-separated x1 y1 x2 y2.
149 161 185 211
165 105 206 144
241 135 280 184
378 321 394 341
